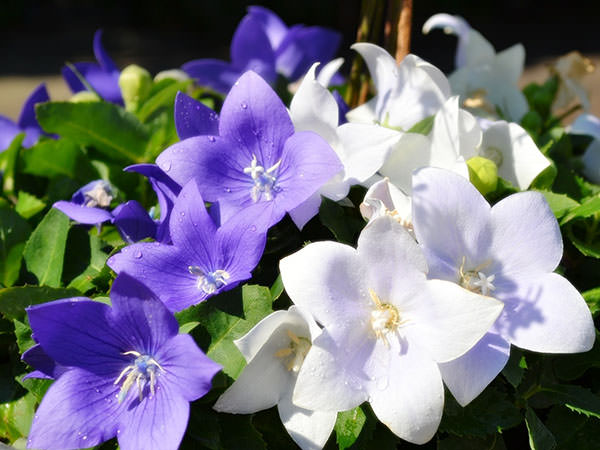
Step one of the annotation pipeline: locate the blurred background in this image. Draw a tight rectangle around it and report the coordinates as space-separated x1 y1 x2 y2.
2 0 599 117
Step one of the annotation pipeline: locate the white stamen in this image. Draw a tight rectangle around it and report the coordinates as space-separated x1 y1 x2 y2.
114 352 164 403
274 329 311 373
84 181 113 208
188 266 230 294
243 155 281 202
459 258 496 296
369 289 408 347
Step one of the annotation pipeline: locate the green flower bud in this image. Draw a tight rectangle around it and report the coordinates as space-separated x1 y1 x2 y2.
69 91 101 103
467 156 498 196
119 64 152 112
154 69 190 83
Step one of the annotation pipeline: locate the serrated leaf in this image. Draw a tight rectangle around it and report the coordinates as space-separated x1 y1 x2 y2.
15 191 46 219
23 208 71 287
566 228 600 259
541 384 600 419
21 138 98 182
36 101 150 164
560 195 600 225
545 405 600 449
537 191 579 220
334 406 366 450
197 285 272 378
0 205 32 287
0 285 80 321
525 407 557 450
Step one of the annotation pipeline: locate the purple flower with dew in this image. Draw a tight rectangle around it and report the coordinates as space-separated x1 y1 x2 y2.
62 30 123 105
411 167 595 406
174 91 219 140
25 273 221 450
53 179 157 243
0 83 50 150
156 71 342 231
182 6 341 94
22 343 68 381
107 179 267 312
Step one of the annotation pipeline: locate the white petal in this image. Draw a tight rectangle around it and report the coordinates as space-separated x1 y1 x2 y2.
571 113 600 139
360 178 412 226
495 44 525 86
351 43 399 99
293 328 371 412
278 386 337 450
499 273 595 353
480 121 549 189
316 57 344 87
404 279 503 363
280 241 370 328
337 122 402 183
439 332 510 406
582 140 600 184
345 97 377 124
379 132 433 193
368 339 444 444
289 191 322 230
464 29 496 67
489 191 562 277
214 325 295 413
290 63 339 144
422 13 470 68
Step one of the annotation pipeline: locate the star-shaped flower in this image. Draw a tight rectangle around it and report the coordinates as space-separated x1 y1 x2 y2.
25 273 221 450
411 167 595 406
214 306 337 450
108 179 267 312
280 216 503 444
156 70 342 231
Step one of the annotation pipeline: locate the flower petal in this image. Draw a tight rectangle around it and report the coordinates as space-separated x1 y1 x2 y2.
230 16 277 83
438 332 510 406
174 91 219 140
368 340 444 444
498 272 595 353
182 59 242 94
17 83 49 130
247 5 288 49
93 29 119 73
27 368 121 450
117 379 189 450
422 14 471 68
0 116 20 151
53 201 113 225
412 167 492 278
112 200 156 243
489 191 562 276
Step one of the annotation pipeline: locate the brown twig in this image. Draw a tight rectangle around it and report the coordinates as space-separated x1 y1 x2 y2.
395 0 412 62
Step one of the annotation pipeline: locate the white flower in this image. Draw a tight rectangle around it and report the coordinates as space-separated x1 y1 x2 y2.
281 216 503 444
551 51 595 112
346 43 451 130
423 13 527 121
214 306 336 450
570 113 600 183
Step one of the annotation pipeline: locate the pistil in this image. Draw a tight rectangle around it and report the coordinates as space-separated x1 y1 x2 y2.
114 351 164 403
188 266 230 294
274 329 311 372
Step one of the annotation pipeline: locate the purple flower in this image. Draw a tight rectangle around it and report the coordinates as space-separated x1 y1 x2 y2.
174 91 219 140
183 6 341 94
0 83 50 150
411 167 595 406
26 273 221 450
156 71 342 230
53 180 157 243
62 30 123 105
107 179 267 312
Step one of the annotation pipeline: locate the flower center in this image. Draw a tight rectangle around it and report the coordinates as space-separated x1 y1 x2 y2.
459 257 496 296
243 154 282 202
274 329 311 372
188 266 230 294
114 351 164 403
84 181 113 208
369 289 408 346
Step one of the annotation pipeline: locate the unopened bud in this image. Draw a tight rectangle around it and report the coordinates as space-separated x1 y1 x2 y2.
467 156 498 195
69 91 101 103
119 64 152 112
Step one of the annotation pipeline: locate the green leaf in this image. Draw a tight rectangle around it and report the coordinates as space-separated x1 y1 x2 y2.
179 321 200 334
219 414 266 450
582 287 600 316
407 115 434 135
23 208 71 287
334 406 367 450
566 227 600 259
541 384 600 419
553 332 600 380
181 406 221 449
13 318 35 353
137 79 191 123
560 195 600 225
196 285 273 378
438 433 507 450
21 138 98 181
537 191 579 220
66 233 110 293
36 101 150 164
502 348 525 388
0 285 80 321
545 405 600 449
270 274 284 302
0 205 32 287
15 191 46 219
17 377 52 404
0 390 36 442
525 407 557 450
0 133 24 197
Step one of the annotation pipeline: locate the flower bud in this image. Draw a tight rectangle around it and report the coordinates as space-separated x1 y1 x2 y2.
69 91 101 103
119 64 152 112
467 156 498 195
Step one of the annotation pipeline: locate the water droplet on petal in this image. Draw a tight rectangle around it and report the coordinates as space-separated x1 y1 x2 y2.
249 225 256 232
161 161 172 172
180 211 185 216
134 251 142 259
208 136 216 143
241 102 248 109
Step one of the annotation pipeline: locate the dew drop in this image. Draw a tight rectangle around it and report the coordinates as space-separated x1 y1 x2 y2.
134 251 143 259
249 225 256 232
94 388 101 394
161 161 172 172
180 211 185 216
241 102 248 109
82 435 88 441
224 187 231 193
208 136 216 143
